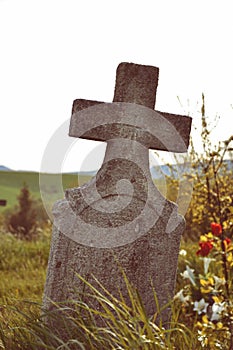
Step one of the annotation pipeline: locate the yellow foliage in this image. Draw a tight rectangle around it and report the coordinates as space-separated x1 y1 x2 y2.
212 296 224 304
227 252 233 263
216 322 223 329
202 314 209 325
206 232 213 240
200 277 214 293
200 235 208 242
200 287 212 294
200 277 214 286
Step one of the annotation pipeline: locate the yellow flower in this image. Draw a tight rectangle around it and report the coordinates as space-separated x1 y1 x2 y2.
206 232 214 240
216 322 223 329
200 277 214 293
208 277 214 285
200 277 214 286
195 321 203 329
227 252 233 263
201 286 212 294
202 314 209 325
212 295 224 304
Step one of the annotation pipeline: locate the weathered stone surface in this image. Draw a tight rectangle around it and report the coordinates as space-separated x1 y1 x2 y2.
69 102 192 152
69 64 192 152
44 202 183 322
43 62 192 329
114 62 159 108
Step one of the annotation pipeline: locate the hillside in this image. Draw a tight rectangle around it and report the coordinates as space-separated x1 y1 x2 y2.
0 171 91 212
1 159 232 212
0 165 12 171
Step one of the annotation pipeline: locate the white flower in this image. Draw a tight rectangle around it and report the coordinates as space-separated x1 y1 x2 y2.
210 302 225 321
193 298 209 315
174 289 190 304
181 265 196 286
179 249 187 256
202 257 215 274
213 276 225 290
197 330 208 347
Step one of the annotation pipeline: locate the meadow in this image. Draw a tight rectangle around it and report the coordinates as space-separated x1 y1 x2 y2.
0 171 92 212
0 222 232 349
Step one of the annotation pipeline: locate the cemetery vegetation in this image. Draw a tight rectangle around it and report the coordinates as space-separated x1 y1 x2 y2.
0 96 233 349
6 183 38 239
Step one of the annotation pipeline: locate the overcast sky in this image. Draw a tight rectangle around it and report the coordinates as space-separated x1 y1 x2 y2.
1 0 233 172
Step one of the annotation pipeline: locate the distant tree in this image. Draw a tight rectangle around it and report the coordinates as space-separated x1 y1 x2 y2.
7 183 37 239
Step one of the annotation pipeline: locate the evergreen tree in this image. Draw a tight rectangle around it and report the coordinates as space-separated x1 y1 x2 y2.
8 184 37 239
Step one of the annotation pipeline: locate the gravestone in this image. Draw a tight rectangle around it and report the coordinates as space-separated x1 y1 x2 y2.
43 62 192 328
0 200 7 207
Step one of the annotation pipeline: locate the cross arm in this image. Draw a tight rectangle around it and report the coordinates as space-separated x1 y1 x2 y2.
69 99 192 152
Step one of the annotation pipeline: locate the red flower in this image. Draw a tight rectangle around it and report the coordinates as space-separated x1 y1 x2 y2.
211 222 222 236
224 238 231 246
196 241 213 257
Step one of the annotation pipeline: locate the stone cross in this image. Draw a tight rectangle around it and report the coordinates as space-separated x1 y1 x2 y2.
43 63 192 330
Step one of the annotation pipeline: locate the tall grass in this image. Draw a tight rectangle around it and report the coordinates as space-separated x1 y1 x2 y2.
0 226 202 349
0 268 198 349
1 228 232 348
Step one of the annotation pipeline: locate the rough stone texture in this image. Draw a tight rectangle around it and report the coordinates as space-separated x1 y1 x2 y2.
70 63 192 152
43 62 192 330
113 62 159 108
44 204 183 323
70 102 192 152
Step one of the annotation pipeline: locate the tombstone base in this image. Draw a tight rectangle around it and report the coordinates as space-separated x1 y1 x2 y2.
43 197 185 331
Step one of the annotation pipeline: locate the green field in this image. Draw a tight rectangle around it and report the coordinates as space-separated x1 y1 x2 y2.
0 171 92 213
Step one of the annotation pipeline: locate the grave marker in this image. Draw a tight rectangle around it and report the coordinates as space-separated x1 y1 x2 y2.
43 62 192 329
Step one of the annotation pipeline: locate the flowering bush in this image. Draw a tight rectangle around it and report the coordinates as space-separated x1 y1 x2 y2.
183 95 233 242
173 97 233 348
175 222 233 348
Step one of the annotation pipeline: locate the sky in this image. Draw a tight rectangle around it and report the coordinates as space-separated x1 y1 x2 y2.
1 0 233 173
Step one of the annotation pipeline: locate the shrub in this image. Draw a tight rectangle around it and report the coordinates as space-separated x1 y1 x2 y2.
6 184 37 240
176 94 233 241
